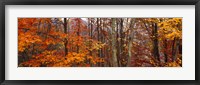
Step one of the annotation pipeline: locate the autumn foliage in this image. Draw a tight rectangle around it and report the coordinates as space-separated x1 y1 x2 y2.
18 18 182 67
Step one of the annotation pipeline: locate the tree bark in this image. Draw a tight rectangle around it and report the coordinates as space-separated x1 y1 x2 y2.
120 18 124 66
153 23 160 62
111 18 118 67
127 18 135 67
172 38 179 61
77 19 80 53
164 39 168 63
64 18 68 56
116 19 121 66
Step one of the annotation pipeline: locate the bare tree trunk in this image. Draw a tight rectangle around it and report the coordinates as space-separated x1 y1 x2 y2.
77 19 80 53
116 19 121 66
153 23 160 62
38 20 41 32
172 38 179 62
120 18 126 66
127 19 135 67
100 18 104 66
89 18 93 56
64 18 68 56
111 18 118 67
164 39 168 63
179 39 182 54
97 18 102 59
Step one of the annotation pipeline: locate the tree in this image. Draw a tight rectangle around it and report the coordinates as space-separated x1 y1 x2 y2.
18 18 182 67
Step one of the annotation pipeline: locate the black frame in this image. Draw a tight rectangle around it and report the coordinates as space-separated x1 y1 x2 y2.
0 0 199 85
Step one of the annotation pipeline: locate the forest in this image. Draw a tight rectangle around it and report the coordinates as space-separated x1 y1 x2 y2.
18 18 182 67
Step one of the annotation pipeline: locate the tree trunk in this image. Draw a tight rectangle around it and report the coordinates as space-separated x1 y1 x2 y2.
164 39 168 63
116 19 121 66
89 18 93 56
153 23 160 62
127 19 135 67
111 18 118 67
77 19 80 53
120 18 124 66
172 38 179 61
64 18 68 56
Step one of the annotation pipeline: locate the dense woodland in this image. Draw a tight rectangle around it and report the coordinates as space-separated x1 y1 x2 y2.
18 18 182 67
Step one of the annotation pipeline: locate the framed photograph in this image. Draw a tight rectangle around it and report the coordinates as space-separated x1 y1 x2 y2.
0 0 199 85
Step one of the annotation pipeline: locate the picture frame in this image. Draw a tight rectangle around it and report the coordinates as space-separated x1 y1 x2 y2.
0 0 199 85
